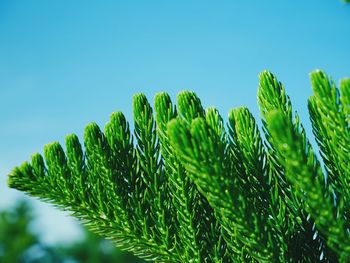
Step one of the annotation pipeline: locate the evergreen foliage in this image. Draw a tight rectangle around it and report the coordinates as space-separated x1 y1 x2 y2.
8 70 350 262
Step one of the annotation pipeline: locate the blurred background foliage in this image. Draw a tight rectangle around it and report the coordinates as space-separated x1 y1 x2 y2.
0 200 147 263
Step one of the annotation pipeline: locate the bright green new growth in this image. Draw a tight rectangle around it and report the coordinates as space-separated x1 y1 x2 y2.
8 70 350 262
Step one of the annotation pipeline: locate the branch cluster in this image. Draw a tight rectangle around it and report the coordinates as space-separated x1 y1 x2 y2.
8 71 350 262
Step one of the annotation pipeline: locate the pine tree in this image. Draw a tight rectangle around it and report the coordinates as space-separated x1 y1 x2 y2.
7 70 350 262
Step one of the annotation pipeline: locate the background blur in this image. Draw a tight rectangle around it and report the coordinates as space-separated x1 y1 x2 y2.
0 0 349 262
0 200 146 262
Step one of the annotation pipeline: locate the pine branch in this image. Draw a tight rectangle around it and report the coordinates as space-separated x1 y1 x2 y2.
258 71 299 218
7 70 350 262
308 71 350 229
227 107 282 260
132 94 174 253
258 71 333 261
9 113 178 262
267 110 350 260
168 106 279 261
154 92 226 262
174 92 227 262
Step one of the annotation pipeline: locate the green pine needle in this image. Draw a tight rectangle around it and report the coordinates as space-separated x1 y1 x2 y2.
7 70 350 262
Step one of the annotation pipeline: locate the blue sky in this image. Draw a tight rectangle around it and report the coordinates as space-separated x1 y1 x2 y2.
0 0 349 244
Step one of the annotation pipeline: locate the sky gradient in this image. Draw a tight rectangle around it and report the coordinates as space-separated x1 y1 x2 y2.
0 0 349 244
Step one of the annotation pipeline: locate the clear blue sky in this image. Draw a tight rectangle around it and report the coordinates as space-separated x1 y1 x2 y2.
0 0 349 244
